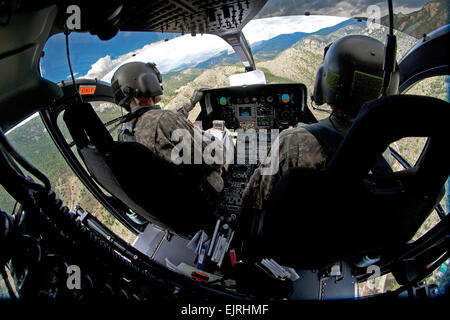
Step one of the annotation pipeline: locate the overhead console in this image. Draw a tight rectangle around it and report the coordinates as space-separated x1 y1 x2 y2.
198 83 316 131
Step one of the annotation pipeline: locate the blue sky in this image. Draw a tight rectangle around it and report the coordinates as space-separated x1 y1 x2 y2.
40 31 178 82
40 15 347 83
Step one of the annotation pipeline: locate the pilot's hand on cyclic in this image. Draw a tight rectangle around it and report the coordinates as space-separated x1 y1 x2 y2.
190 89 204 107
178 89 204 116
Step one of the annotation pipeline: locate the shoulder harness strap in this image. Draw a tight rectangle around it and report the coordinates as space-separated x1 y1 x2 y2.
115 106 152 142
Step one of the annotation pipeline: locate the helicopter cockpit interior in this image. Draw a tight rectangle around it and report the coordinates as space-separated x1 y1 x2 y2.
0 0 449 306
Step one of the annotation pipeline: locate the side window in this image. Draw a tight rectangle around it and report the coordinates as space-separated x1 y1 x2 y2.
359 76 450 297
389 75 448 241
3 113 136 244
89 101 125 140
56 100 125 169
390 75 447 169
403 75 447 100
0 185 16 215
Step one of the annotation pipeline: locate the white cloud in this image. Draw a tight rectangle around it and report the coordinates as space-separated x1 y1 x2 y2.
81 15 348 83
66 72 78 79
84 55 114 79
98 34 231 82
242 15 348 43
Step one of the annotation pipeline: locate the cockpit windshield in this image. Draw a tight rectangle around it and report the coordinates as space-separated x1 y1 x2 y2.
41 0 448 90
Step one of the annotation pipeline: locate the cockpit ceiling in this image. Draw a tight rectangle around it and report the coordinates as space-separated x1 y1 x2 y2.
117 0 268 35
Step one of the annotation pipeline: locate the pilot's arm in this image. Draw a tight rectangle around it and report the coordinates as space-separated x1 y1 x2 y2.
175 89 203 118
134 109 226 192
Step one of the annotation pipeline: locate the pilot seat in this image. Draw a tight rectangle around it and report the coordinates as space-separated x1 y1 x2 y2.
63 101 218 236
239 94 449 269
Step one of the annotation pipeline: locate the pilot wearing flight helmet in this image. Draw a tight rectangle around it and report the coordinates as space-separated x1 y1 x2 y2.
242 35 399 211
110 61 226 193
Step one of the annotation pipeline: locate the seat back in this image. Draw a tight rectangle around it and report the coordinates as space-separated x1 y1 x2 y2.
78 145 155 225
327 95 448 191
250 95 449 268
63 102 216 235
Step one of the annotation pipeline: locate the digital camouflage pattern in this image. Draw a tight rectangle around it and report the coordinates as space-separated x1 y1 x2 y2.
242 112 394 211
133 103 226 192
242 126 327 210
174 100 192 118
242 114 355 210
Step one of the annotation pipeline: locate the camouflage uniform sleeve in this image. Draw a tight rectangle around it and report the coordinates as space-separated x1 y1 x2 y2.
134 110 225 189
175 89 203 119
175 100 192 118
242 127 327 210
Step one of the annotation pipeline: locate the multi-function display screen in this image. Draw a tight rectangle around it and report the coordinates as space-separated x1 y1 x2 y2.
239 107 252 116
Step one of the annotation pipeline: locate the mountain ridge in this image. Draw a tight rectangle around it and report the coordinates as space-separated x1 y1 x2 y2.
195 19 361 70
380 0 448 38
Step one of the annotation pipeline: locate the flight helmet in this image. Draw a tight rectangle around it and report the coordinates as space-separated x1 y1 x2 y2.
111 62 163 111
312 35 399 117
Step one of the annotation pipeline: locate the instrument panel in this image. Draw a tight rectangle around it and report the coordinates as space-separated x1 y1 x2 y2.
197 83 317 218
198 83 316 131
